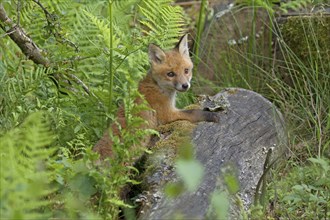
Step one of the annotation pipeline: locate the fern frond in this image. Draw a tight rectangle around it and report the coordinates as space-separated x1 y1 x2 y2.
0 0 189 218
0 111 56 219
138 0 185 48
0 60 55 130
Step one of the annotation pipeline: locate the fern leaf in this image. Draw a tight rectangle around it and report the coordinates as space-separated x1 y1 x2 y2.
0 112 56 219
138 0 185 48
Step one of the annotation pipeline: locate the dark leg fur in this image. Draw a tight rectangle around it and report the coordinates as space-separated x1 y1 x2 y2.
181 109 219 123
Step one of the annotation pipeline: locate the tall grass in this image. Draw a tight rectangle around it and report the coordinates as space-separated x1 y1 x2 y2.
196 5 329 158
194 4 274 94
265 16 330 217
269 14 330 158
194 3 329 218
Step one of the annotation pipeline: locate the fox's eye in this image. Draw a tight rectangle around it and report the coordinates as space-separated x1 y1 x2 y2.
184 68 189 74
167 72 175 77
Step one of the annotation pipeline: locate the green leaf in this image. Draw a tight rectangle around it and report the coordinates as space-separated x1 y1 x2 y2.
68 174 97 199
223 172 240 194
107 199 133 208
209 190 229 220
165 182 185 198
176 159 204 191
308 157 330 173
0 112 56 219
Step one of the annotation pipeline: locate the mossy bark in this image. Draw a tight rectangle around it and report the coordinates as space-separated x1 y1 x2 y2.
128 88 286 219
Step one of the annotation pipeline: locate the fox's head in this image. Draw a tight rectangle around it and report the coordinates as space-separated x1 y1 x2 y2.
148 35 193 93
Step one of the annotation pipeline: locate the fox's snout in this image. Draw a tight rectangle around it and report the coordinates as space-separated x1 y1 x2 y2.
164 69 192 92
175 81 190 92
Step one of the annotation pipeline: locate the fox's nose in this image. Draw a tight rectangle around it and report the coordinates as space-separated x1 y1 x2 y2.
182 83 189 90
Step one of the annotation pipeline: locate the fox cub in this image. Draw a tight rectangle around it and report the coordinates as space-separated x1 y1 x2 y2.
93 34 219 159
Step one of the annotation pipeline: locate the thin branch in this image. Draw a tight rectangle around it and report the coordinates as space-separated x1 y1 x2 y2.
0 3 97 100
31 0 79 52
32 0 52 18
67 73 92 96
0 25 16 37
0 3 50 67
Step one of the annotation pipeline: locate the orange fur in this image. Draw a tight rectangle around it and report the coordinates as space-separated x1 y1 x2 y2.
93 35 219 159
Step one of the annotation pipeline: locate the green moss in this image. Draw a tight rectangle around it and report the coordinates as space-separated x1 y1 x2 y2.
137 120 196 188
154 120 196 150
279 15 330 70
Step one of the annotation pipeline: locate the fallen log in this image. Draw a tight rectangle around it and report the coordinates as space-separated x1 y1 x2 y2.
130 88 287 219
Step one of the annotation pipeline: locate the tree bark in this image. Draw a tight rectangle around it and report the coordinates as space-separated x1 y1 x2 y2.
134 88 287 219
0 4 95 97
0 4 50 67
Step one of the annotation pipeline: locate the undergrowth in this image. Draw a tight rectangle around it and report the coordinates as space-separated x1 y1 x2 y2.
193 0 329 218
0 0 185 219
1 0 329 219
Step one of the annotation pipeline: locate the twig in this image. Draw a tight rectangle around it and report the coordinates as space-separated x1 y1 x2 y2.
0 4 50 67
254 147 283 207
32 0 52 18
0 26 16 38
0 3 97 100
67 73 92 96
32 0 79 52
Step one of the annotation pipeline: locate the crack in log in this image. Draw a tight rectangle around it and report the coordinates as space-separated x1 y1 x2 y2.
252 129 271 145
231 114 262 139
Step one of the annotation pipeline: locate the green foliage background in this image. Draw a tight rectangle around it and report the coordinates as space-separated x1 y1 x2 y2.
1 0 329 219
194 1 330 219
0 0 185 219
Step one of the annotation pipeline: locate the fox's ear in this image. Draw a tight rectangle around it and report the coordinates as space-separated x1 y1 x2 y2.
175 34 189 57
148 44 166 64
